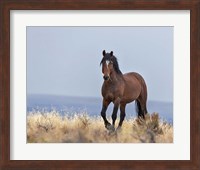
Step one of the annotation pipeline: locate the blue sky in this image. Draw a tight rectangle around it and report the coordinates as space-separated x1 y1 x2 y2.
27 26 173 102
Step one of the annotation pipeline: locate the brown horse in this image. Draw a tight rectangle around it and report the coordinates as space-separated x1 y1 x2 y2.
100 50 148 131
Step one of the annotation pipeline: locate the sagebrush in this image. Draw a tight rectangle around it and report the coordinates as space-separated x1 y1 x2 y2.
27 111 173 143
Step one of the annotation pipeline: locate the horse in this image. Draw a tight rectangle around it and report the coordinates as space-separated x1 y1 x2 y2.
100 50 148 131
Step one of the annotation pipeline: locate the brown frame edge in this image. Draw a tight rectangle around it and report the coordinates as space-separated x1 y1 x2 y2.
0 0 199 170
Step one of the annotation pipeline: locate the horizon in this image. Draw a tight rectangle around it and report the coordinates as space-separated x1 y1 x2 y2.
27 93 173 103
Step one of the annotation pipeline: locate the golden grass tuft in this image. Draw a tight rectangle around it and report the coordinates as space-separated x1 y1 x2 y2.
27 111 173 143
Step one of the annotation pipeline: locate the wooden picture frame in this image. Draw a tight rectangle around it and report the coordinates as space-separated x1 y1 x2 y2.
0 0 199 169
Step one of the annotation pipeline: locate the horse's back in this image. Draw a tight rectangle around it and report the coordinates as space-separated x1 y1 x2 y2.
124 72 144 81
124 72 147 88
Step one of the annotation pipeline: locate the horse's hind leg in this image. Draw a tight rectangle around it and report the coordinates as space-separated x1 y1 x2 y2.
101 99 111 128
137 97 147 119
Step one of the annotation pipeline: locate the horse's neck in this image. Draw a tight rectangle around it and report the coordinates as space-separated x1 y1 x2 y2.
110 71 123 83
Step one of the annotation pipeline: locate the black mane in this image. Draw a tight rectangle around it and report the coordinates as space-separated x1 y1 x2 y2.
100 53 122 74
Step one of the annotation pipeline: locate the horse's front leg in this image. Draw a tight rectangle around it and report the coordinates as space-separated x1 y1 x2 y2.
118 103 126 128
101 99 111 129
111 97 121 128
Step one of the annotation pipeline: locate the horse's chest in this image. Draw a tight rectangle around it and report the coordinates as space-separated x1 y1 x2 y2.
104 93 114 101
102 84 121 101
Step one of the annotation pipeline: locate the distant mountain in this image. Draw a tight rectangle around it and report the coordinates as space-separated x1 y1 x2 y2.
27 94 173 123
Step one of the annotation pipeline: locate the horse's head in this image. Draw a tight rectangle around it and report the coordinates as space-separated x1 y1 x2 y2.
100 50 115 81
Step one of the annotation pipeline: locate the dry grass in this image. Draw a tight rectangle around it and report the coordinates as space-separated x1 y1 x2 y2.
27 111 173 143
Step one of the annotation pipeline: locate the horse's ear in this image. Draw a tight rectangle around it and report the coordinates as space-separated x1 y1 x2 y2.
110 51 113 56
102 50 106 56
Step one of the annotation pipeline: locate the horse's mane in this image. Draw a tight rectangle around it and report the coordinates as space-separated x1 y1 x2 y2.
100 55 122 75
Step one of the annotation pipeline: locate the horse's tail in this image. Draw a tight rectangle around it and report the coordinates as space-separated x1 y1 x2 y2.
140 78 148 115
133 72 148 117
135 100 145 119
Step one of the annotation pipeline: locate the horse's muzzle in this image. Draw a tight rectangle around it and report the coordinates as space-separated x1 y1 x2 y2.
103 75 109 81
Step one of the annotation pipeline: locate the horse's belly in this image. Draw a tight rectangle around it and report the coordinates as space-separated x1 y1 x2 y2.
121 97 135 104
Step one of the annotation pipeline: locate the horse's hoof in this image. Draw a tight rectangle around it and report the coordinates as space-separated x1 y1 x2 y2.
116 126 122 132
108 130 117 136
106 124 115 132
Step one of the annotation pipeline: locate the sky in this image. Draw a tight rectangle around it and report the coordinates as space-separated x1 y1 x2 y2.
27 26 173 102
